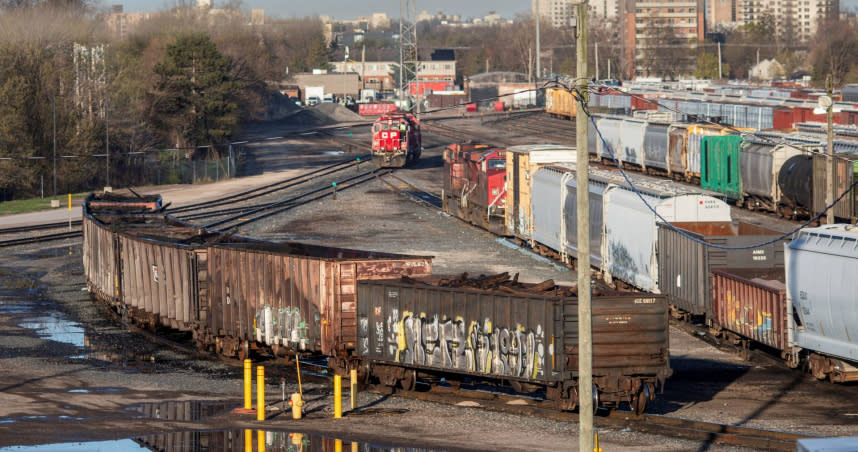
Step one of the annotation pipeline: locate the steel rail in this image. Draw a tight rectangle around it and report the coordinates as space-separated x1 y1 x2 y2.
0 230 81 247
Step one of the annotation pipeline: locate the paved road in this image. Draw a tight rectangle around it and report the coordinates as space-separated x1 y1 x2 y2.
0 169 300 229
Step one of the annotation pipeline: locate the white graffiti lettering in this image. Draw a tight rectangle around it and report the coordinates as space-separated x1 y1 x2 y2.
390 312 547 379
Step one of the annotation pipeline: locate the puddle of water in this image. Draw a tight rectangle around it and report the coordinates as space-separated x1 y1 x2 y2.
126 400 233 421
67 388 122 394
0 439 141 451
0 429 447 451
0 270 41 293
0 415 86 425
18 315 85 348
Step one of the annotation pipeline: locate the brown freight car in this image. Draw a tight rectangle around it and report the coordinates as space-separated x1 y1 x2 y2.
710 268 789 358
82 193 433 363
356 276 671 414
204 241 432 363
657 221 788 319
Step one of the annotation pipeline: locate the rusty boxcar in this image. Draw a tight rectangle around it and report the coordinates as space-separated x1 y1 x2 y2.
83 193 433 363
204 240 432 363
356 278 671 413
711 268 788 354
656 221 787 318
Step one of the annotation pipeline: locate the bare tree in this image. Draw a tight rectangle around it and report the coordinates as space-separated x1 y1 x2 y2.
809 19 858 86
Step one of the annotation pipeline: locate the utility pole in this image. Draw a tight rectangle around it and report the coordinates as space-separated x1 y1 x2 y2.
574 2 593 452
826 74 835 224
595 43 599 81
52 94 57 199
105 81 110 189
717 42 722 79
535 0 541 81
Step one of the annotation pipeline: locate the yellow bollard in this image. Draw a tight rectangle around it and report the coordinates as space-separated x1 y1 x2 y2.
243 359 252 410
290 392 304 419
257 366 265 421
258 430 266 452
334 374 342 418
244 429 252 452
594 432 602 452
351 441 358 452
350 368 357 411
335 439 343 452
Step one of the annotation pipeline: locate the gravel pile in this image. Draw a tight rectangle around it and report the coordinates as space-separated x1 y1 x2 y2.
282 103 363 127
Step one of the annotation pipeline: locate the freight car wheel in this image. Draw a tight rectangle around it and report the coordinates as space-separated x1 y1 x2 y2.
632 384 651 415
399 370 417 391
238 340 250 362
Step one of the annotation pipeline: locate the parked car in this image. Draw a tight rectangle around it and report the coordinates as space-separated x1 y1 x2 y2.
306 96 320 106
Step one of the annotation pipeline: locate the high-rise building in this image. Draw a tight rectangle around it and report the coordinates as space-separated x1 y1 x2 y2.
618 0 705 78
704 0 838 41
733 0 837 42
533 0 618 24
251 9 264 25
532 0 575 27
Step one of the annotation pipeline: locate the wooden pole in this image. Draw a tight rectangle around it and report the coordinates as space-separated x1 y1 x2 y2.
575 2 594 452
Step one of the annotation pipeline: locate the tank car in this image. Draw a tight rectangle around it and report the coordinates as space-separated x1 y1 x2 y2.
371 111 422 167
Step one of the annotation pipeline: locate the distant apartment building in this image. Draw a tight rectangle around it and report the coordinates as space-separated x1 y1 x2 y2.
710 0 838 41
617 0 704 78
532 0 576 26
707 0 736 27
532 0 618 24
251 9 264 25
329 12 391 29
104 5 160 40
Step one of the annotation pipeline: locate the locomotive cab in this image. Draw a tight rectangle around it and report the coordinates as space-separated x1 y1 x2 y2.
372 112 422 167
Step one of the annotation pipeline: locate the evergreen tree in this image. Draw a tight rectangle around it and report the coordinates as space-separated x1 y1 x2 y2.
149 32 241 148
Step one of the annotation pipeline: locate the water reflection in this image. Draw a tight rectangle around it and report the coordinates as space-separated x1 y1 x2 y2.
127 400 233 421
0 431 445 452
18 315 85 348
135 430 444 452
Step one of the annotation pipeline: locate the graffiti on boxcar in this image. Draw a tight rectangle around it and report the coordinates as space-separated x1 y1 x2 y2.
254 306 309 348
725 291 773 337
277 307 308 343
390 311 547 379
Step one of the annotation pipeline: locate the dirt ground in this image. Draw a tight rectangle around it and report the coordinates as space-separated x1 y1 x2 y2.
1 125 857 451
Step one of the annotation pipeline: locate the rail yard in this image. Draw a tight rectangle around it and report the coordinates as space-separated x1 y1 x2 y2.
2 105 858 452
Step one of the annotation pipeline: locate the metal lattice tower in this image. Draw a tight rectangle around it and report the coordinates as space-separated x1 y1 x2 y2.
399 0 418 111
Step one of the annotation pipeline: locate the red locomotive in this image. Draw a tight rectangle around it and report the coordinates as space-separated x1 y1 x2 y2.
371 111 422 167
442 143 508 235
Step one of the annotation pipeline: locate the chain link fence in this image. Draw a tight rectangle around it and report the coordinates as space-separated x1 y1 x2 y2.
0 145 246 202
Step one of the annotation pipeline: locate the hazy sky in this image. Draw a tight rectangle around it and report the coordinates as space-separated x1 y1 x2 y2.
108 0 531 20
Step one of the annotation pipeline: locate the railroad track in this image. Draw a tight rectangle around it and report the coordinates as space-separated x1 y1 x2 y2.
366 383 809 451
201 167 390 232
171 155 371 215
0 219 82 236
0 230 81 248
377 172 442 209
86 297 810 452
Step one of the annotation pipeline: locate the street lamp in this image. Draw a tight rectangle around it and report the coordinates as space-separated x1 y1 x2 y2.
52 94 57 200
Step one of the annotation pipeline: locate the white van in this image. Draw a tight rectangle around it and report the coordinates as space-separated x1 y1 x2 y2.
321 94 334 103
